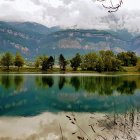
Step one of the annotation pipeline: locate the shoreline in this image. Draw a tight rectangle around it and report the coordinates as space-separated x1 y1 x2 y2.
0 71 140 76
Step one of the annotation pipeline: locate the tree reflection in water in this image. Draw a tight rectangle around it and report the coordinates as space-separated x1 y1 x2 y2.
0 75 138 95
58 77 66 90
69 76 138 95
14 76 24 91
117 81 137 95
0 76 13 90
36 76 54 88
70 77 80 91
0 75 24 91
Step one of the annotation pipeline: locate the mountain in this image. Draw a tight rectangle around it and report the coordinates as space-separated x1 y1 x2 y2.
0 21 45 59
0 21 140 60
7 22 60 35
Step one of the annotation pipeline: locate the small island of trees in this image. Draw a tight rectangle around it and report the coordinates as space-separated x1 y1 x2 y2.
0 50 139 72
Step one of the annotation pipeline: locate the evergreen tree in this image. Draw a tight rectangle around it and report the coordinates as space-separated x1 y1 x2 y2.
48 56 55 69
59 54 67 71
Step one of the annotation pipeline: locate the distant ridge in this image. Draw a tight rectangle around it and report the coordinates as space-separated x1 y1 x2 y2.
0 21 140 60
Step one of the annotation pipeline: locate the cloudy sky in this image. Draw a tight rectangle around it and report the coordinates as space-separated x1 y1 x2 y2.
0 0 140 32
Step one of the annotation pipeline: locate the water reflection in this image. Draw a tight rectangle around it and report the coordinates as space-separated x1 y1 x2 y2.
58 77 66 90
68 76 138 95
0 75 139 96
0 75 139 116
117 81 137 95
0 74 139 139
36 76 54 88
0 75 24 91
0 76 13 90
14 76 24 91
70 77 80 91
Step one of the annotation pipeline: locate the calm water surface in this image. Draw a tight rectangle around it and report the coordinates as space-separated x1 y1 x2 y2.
0 74 140 139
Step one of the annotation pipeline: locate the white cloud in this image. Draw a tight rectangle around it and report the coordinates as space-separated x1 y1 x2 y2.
0 0 140 32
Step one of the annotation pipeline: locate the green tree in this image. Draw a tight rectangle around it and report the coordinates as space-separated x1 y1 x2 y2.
48 56 55 69
14 52 24 70
59 54 67 71
37 55 55 71
117 51 138 66
127 51 138 66
35 58 40 68
41 56 49 70
99 50 114 71
99 50 121 71
0 52 13 70
70 53 82 71
81 52 98 71
111 57 122 71
96 57 104 72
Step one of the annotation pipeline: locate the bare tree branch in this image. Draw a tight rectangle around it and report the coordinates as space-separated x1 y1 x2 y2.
97 0 123 13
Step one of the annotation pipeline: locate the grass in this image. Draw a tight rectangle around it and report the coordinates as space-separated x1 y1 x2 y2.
122 66 138 72
0 66 139 74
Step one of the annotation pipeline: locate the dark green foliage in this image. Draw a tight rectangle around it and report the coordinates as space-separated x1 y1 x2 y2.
117 51 138 66
80 50 122 72
99 50 122 71
0 50 138 72
41 56 49 70
48 56 55 69
0 52 13 69
59 54 67 71
96 57 104 72
81 52 98 71
70 53 82 71
38 55 55 71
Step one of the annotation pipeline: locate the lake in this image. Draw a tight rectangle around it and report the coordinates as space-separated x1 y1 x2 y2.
0 74 140 140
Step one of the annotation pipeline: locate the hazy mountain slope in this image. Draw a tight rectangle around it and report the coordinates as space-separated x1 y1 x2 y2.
0 21 140 59
38 29 129 57
0 21 44 59
7 22 60 35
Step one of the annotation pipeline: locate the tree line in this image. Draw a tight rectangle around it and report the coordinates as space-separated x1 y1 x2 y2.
0 52 24 70
0 50 138 72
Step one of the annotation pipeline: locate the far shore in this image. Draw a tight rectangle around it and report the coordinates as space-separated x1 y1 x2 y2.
0 65 139 75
